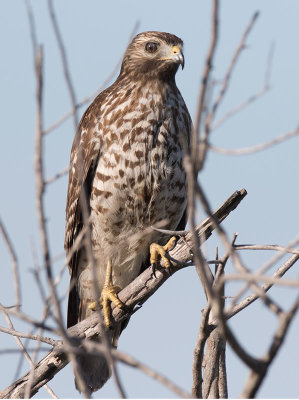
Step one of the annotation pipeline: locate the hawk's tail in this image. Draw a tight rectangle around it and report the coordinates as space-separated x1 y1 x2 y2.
75 351 112 395
74 322 124 394
67 270 129 394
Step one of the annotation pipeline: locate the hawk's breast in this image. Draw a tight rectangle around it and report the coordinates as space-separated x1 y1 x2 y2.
90 82 189 252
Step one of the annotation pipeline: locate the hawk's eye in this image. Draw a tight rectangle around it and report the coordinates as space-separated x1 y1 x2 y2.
145 42 158 53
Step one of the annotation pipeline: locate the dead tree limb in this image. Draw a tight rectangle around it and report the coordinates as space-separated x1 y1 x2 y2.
0 189 246 399
193 238 235 399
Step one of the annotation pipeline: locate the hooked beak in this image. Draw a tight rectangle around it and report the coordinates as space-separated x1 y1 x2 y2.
171 45 185 69
159 45 185 69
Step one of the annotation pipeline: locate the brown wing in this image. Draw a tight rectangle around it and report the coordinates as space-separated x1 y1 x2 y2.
65 89 109 328
65 95 103 252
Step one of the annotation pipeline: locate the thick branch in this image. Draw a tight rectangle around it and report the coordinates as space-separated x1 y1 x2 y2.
196 243 232 399
202 327 227 399
0 189 246 399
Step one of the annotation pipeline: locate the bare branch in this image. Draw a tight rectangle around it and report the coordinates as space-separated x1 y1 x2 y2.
24 0 37 62
201 243 299 386
0 219 21 309
193 0 219 170
34 46 64 330
0 304 56 334
197 10 259 171
24 309 51 399
202 327 227 399
224 252 299 321
230 237 299 309
47 0 78 130
198 238 235 399
195 181 285 317
29 19 87 394
241 297 299 398
44 166 69 185
1 309 58 399
223 273 299 288
212 41 274 131
234 243 299 255
209 11 260 126
192 306 210 398
0 326 56 347
210 126 299 155
42 20 140 136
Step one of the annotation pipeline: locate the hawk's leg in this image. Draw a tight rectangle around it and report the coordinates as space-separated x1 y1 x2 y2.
89 259 124 327
150 236 177 273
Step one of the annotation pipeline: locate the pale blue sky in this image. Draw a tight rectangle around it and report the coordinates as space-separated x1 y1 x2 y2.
1 0 299 398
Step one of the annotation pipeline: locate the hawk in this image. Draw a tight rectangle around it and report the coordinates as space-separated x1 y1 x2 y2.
65 31 191 393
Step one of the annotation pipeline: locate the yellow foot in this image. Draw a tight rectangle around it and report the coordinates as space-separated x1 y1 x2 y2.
150 236 177 269
88 259 125 328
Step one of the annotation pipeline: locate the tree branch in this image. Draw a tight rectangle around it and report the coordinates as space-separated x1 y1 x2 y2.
0 189 246 399
210 127 299 155
0 219 21 309
241 297 299 398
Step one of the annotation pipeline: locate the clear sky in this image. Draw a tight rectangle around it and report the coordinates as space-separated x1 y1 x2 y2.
1 0 299 398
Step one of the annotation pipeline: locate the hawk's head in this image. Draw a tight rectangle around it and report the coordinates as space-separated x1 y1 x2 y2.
120 31 184 79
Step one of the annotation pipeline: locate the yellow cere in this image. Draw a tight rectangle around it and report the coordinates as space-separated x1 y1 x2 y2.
172 45 180 54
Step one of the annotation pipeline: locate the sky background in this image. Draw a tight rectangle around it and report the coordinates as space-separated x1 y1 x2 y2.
1 0 299 398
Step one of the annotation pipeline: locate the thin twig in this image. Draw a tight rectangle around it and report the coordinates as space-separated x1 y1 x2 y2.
209 11 260 124
210 126 299 155
47 0 78 130
0 219 21 309
0 304 57 334
224 253 299 321
24 308 50 399
193 0 219 170
34 46 64 330
198 10 259 171
195 180 282 316
230 236 299 309
234 243 299 255
44 166 69 185
241 297 299 398
1 310 58 399
24 0 37 62
0 326 56 346
211 40 274 132
223 273 299 288
43 20 140 136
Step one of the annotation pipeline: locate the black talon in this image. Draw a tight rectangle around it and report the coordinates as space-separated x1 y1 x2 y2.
120 303 130 314
166 265 173 276
151 263 157 278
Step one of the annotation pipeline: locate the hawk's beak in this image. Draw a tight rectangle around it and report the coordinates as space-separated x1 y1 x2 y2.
172 45 185 69
159 45 185 69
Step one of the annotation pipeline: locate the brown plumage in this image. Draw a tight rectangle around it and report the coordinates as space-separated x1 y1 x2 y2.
65 31 191 393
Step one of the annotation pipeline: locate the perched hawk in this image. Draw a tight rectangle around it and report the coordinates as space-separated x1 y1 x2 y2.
65 31 191 393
